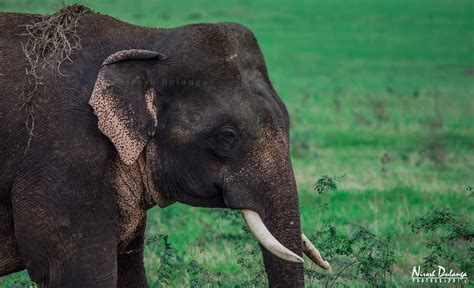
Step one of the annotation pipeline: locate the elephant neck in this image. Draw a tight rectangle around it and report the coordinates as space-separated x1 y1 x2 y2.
109 145 176 249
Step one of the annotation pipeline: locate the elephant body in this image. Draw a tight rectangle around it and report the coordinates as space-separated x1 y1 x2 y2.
0 10 155 286
0 5 327 287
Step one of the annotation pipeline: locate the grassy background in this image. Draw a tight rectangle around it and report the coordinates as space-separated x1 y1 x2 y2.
1 0 473 286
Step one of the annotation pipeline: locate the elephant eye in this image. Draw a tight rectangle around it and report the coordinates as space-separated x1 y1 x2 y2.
210 126 240 159
217 127 238 147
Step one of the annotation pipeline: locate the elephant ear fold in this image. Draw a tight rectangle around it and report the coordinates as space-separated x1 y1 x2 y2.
89 49 166 165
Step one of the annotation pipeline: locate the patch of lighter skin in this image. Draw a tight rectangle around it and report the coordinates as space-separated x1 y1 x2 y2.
145 88 158 128
281 133 288 147
112 146 175 250
225 126 289 186
111 158 146 250
169 126 194 145
227 53 238 61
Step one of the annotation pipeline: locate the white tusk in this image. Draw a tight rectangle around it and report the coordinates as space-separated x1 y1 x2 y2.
241 209 304 263
301 233 331 270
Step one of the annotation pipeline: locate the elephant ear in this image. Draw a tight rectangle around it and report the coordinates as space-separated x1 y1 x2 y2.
89 49 166 165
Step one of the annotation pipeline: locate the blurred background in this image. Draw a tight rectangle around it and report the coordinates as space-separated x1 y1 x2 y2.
1 0 473 286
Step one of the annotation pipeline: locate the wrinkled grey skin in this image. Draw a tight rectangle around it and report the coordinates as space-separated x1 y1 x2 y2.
0 8 304 287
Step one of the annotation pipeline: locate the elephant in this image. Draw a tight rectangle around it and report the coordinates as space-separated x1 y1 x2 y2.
0 4 329 287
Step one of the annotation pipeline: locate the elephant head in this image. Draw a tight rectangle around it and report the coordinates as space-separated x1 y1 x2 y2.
89 22 329 286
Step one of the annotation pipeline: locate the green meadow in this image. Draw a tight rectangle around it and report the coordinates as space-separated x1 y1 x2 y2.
1 0 473 286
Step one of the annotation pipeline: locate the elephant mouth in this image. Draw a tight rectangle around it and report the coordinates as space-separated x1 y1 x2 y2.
219 179 330 269
175 191 227 208
197 195 226 208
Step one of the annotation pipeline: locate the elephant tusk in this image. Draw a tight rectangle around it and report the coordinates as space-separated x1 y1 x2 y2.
301 233 331 270
241 209 304 263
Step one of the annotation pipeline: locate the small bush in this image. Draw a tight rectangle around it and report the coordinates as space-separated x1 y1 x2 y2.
409 208 473 275
306 176 396 287
146 234 184 287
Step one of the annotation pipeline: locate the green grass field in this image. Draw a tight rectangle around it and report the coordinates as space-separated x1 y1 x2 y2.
1 0 473 286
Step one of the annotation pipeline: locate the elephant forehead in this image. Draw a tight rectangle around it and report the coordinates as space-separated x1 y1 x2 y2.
168 22 263 76
183 23 241 57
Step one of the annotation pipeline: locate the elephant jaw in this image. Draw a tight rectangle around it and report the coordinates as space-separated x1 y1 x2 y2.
241 209 330 270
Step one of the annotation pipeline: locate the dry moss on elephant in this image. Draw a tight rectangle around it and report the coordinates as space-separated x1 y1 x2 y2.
20 4 91 145
22 4 91 78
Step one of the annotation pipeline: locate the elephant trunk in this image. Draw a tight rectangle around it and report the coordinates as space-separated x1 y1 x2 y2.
258 175 305 287
224 127 329 286
241 158 330 285
224 164 306 286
